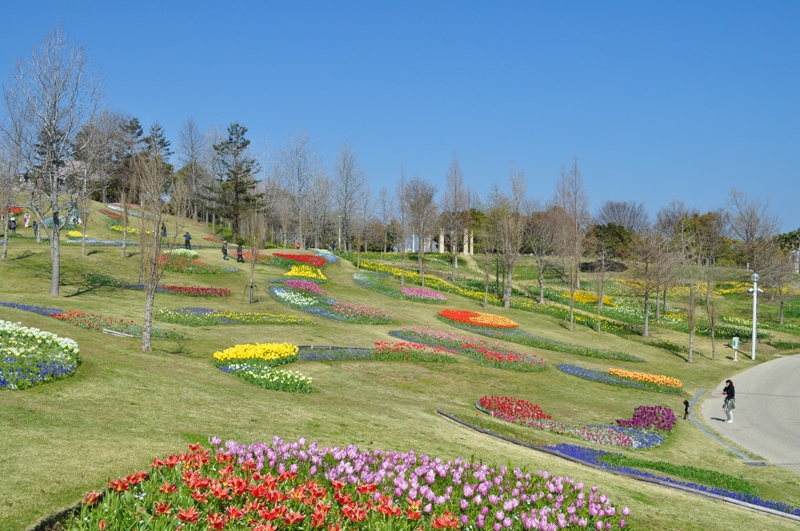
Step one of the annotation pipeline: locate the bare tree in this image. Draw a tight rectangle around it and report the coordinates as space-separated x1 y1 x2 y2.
396 169 409 286
137 151 174 351
555 157 590 331
403 177 438 286
440 152 471 281
0 144 22 260
726 188 781 272
595 200 649 235
176 117 212 221
279 131 312 249
1 25 102 296
333 141 367 252
376 187 394 254
488 169 526 309
307 166 332 249
524 202 560 304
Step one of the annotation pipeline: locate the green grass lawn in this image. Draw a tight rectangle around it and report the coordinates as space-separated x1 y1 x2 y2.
2 206 800 530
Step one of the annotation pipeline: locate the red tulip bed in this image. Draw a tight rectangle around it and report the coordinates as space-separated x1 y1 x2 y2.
273 253 328 268
438 309 519 329
158 255 226 274
477 395 671 450
372 341 457 362
98 208 122 220
63 438 632 530
389 326 547 372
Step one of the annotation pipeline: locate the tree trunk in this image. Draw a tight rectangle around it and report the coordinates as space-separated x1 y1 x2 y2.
537 261 545 304
141 286 155 351
49 218 61 296
643 293 650 337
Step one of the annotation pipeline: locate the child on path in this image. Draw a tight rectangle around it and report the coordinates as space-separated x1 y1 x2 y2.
723 379 735 423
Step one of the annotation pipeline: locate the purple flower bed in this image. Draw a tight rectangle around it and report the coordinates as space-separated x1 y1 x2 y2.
543 443 800 517
297 346 374 361
0 302 65 317
616 405 676 432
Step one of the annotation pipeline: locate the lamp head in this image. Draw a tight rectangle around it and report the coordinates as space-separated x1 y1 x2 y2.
751 272 760 282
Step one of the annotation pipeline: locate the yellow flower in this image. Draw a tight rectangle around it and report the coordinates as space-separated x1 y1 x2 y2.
213 342 299 362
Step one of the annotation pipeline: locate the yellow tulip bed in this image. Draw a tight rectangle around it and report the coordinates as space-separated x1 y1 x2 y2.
284 265 327 281
213 342 299 365
608 368 682 390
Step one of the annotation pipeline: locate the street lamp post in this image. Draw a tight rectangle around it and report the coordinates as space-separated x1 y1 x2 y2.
749 273 761 360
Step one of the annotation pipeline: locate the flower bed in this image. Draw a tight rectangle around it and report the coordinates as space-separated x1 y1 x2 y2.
213 343 299 366
297 346 374 361
157 308 312 326
203 236 222 243
353 272 447 303
158 255 227 274
438 309 519 329
269 286 392 324
372 341 457 362
544 443 799 517
608 369 682 391
615 405 676 432
66 437 632 530
0 302 181 339
285 279 327 295
389 326 547 371
212 343 312 392
557 364 683 394
98 208 122 220
274 252 328 268
166 248 199 259
441 321 645 362
478 396 668 449
84 273 231 297
0 319 80 390
53 310 183 339
284 264 327 281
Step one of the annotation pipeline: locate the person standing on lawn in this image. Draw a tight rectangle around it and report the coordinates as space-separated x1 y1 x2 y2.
184 232 192 250
222 240 229 260
237 243 244 263
723 379 736 423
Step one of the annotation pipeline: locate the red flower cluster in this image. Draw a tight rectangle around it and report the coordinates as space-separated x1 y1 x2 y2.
5 206 23 215
274 253 328 268
99 209 123 220
83 443 431 529
478 395 552 421
161 285 231 297
438 309 519 329
203 236 222 243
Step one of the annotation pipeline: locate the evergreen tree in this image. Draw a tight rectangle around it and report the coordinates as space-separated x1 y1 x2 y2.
209 122 263 242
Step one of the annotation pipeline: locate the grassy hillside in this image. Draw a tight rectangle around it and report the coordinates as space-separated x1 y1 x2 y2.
1 203 799 530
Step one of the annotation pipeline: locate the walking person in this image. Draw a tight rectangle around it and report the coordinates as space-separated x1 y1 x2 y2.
23 212 30 229
236 243 244 263
32 220 39 240
161 223 167 238
184 232 192 250
9 217 16 235
222 240 229 260
723 379 736 423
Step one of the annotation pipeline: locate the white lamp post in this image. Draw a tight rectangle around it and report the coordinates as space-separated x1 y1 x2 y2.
749 272 762 360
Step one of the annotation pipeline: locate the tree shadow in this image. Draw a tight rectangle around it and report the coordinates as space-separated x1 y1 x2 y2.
10 250 35 260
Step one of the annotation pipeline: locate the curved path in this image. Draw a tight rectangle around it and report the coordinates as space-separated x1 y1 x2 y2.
700 355 800 474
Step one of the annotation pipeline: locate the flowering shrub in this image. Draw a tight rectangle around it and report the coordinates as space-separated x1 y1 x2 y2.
66 437 632 529
438 309 519 329
269 286 392 324
390 326 547 371
285 279 327 295
441 321 645 362
219 362 312 393
608 368 682 391
213 343 299 366
0 320 80 390
477 398 666 449
557 364 683 394
52 310 183 339
158 255 226 275
274 252 328 268
615 405 676 432
372 341 457 362
284 264 327 281
157 308 312 326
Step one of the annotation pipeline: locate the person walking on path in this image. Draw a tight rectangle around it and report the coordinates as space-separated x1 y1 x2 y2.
222 241 229 260
237 243 244 263
161 224 167 238
184 232 192 250
23 212 30 229
723 379 736 423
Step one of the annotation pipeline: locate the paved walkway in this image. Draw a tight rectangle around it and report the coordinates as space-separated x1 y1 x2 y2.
700 354 800 474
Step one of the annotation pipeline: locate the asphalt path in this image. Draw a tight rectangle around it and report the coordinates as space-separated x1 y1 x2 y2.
701 355 800 474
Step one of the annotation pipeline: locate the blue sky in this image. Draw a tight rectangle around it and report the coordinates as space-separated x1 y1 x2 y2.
2 1 798 231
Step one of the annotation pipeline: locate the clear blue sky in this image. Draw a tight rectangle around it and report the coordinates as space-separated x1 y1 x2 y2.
2 1 798 231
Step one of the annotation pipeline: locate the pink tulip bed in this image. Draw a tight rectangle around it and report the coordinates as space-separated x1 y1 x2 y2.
477 396 672 450
63 437 633 530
